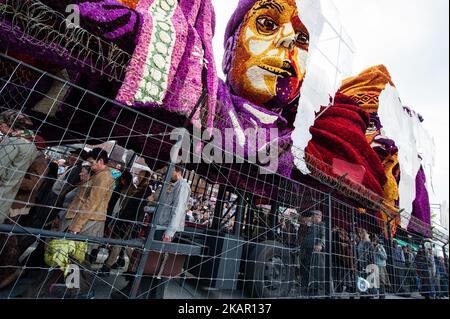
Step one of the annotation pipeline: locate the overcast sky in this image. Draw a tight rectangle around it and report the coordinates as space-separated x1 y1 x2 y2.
211 0 449 207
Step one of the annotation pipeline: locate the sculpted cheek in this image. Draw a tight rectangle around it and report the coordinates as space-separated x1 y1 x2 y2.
248 39 273 56
247 66 271 92
245 27 256 41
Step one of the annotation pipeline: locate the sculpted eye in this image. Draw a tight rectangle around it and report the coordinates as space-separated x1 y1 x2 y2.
256 16 279 34
296 32 309 45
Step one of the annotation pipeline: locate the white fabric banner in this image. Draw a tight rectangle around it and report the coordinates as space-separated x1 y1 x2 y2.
293 0 355 173
378 84 422 227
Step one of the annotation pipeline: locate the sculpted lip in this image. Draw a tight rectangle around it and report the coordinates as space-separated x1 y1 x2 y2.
258 60 297 78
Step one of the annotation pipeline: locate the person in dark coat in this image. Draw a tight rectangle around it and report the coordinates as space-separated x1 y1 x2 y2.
356 228 375 298
403 245 415 293
101 171 153 274
373 235 390 299
356 228 374 271
392 241 406 294
332 226 356 294
18 161 59 229
17 161 59 257
299 210 326 297
415 246 433 299
107 170 133 218
438 256 449 298
17 151 86 274
41 148 87 228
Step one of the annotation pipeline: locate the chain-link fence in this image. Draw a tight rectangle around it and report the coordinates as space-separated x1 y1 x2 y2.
1 49 448 300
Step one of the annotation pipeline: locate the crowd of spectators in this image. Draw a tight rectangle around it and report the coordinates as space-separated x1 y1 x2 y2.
0 111 448 298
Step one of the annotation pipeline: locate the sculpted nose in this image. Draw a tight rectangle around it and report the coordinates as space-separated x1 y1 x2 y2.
276 23 296 51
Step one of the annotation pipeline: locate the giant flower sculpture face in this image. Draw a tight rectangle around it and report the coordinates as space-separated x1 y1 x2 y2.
229 0 310 107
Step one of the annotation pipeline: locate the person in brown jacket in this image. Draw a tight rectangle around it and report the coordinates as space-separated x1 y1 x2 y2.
57 148 114 298
62 148 115 241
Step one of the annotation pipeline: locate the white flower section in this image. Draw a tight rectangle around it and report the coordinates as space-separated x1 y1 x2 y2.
248 39 272 55
192 45 205 66
136 0 177 104
246 66 272 93
243 103 278 125
228 110 246 147
281 23 294 37
245 28 255 41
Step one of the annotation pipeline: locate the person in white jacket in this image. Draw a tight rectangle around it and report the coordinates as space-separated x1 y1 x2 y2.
157 165 191 242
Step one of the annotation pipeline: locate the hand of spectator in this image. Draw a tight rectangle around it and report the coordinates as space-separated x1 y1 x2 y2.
314 245 323 253
162 234 173 242
51 217 60 231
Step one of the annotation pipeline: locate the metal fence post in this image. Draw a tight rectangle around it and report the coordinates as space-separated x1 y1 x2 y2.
327 194 333 297
129 90 207 299
443 242 449 281
385 220 395 294
351 207 358 297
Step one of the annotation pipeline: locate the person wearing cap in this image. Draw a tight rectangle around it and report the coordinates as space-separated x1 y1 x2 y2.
392 240 406 294
415 246 433 299
403 245 415 294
